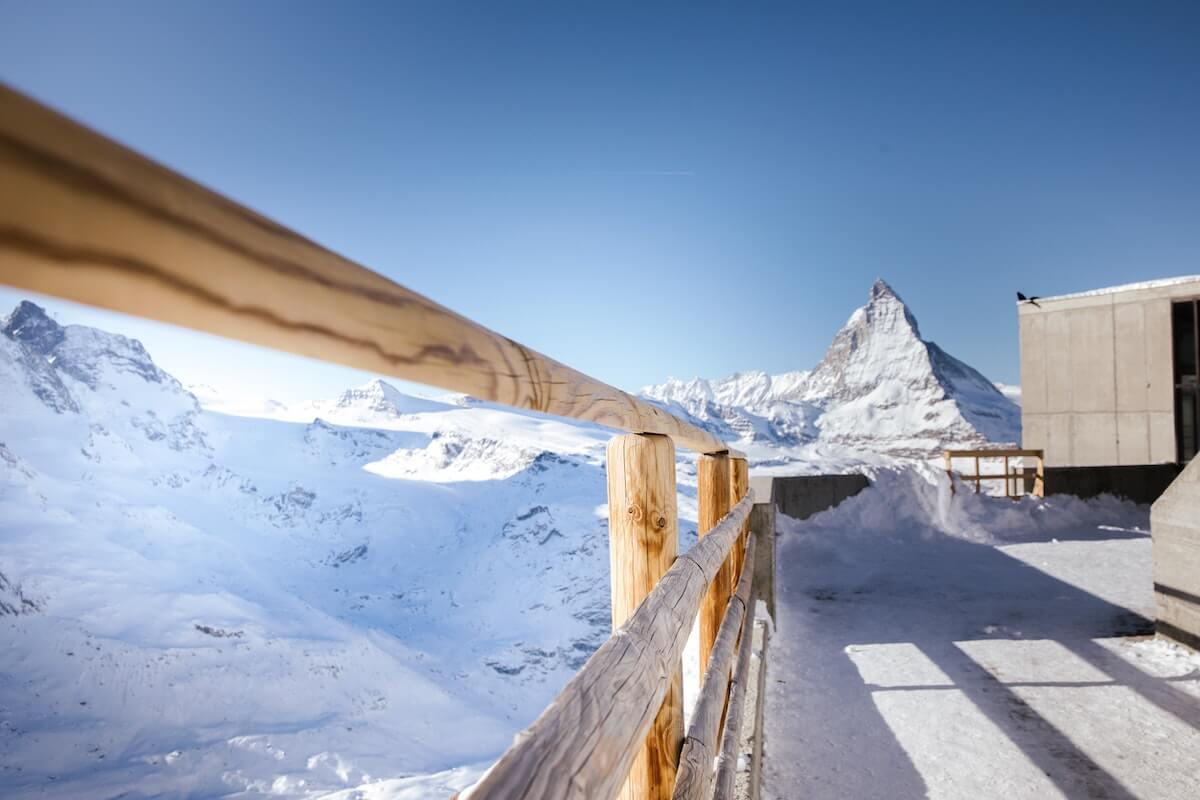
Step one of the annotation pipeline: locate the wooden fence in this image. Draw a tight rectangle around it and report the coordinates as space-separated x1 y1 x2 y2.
943 448 1045 498
0 83 762 800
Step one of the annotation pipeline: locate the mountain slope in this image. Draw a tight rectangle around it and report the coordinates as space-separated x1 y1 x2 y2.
0 302 628 798
642 279 1020 459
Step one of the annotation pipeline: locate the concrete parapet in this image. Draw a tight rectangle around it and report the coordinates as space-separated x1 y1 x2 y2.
1151 458 1200 651
769 474 870 521
1045 464 1182 504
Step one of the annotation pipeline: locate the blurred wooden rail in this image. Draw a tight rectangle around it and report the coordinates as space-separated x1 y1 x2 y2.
0 82 766 800
0 83 739 458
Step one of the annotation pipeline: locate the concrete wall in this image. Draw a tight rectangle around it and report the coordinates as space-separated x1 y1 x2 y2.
767 474 870 521
1044 464 1183 505
1019 277 1200 467
745 473 870 620
1151 457 1200 650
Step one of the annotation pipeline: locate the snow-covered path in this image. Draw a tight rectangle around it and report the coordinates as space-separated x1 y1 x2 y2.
762 474 1200 800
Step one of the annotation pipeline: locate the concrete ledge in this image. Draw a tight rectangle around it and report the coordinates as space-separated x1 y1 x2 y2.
1151 458 1200 651
1046 463 1182 504
768 474 870 521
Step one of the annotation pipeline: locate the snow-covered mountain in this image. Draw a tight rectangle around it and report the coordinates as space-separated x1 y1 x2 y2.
0 282 1018 797
642 279 1020 461
0 301 636 798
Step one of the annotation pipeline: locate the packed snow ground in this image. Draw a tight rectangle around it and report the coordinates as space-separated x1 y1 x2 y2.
763 467 1200 800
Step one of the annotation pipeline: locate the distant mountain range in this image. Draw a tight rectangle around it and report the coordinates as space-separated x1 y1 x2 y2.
641 279 1020 460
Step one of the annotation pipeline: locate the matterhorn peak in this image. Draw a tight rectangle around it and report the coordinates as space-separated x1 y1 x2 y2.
859 277 922 339
869 276 898 300
640 277 1020 454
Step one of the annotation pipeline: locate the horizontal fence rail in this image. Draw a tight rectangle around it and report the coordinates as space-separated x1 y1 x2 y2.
0 83 740 458
711 567 759 800
0 84 769 800
674 534 757 800
463 492 754 800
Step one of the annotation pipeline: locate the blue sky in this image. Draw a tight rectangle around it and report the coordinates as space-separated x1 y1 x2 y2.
2 1 1198 402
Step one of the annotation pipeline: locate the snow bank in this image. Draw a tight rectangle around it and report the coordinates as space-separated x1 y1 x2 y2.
789 464 1149 545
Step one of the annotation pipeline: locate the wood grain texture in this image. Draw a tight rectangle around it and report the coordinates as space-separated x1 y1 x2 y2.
729 458 749 579
0 83 740 457
745 621 770 800
464 492 754 800
698 453 733 673
607 434 683 800
711 580 759 800
672 535 757 800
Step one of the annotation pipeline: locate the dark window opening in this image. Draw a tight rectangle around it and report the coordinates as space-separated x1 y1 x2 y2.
1173 299 1199 462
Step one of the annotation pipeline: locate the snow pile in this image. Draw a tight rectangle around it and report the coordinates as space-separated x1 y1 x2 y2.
642 279 1021 461
794 464 1149 546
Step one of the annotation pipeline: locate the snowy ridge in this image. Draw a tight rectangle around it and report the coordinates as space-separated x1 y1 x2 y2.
642 279 1021 460
0 301 623 798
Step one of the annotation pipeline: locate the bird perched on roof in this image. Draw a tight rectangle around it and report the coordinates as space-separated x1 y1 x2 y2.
1017 292 1041 308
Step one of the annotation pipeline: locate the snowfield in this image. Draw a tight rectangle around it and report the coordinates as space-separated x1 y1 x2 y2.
1 284 1193 800
763 467 1200 800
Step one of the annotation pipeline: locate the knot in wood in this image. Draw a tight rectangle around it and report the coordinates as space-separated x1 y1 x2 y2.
627 503 644 522
655 515 668 529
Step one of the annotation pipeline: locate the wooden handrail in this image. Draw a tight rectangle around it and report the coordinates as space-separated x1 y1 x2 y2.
673 533 757 800
943 448 1044 459
0 83 763 798
0 83 740 457
463 492 754 800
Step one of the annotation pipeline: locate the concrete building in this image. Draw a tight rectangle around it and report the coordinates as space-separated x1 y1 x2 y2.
1019 275 1200 650
1018 275 1200 468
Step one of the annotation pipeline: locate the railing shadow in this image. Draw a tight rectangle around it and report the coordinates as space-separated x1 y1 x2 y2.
764 514 1199 800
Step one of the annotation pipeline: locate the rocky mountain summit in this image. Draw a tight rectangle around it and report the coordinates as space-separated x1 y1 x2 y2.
642 279 1020 457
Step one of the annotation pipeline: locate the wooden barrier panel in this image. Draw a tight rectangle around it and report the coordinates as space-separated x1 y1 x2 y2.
944 448 1045 498
464 493 754 800
698 452 733 673
607 434 683 800
0 83 739 457
673 534 757 800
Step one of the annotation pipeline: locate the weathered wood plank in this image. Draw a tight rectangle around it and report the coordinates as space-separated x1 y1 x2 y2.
711 580 759 800
672 534 757 800
729 457 749 581
607 434 683 800
698 453 733 674
0 83 739 457
463 492 754 800
745 620 770 800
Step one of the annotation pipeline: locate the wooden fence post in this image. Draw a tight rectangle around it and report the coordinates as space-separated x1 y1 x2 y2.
729 457 749 577
698 451 732 674
608 433 683 800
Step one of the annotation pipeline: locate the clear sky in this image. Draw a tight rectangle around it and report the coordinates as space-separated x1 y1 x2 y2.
1 1 1198 402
